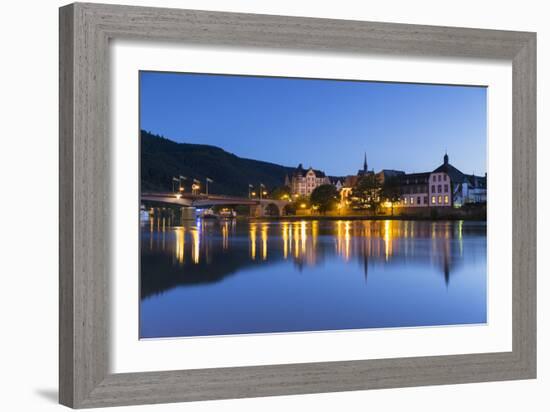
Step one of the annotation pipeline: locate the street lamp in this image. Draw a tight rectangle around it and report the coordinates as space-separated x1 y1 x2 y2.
172 177 180 193
192 181 200 195
191 179 201 195
259 183 265 200
205 177 213 195
248 184 253 199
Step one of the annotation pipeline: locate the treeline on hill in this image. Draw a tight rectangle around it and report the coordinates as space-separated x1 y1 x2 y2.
140 130 297 196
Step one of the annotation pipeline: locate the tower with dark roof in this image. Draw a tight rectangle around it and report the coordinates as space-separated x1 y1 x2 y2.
357 152 371 177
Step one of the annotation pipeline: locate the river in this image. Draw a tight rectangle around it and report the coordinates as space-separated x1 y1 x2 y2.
140 218 486 338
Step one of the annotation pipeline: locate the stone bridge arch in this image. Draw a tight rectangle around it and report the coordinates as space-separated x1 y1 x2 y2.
263 202 281 216
251 200 289 217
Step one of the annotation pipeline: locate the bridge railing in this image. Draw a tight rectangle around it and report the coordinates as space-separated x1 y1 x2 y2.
142 192 280 202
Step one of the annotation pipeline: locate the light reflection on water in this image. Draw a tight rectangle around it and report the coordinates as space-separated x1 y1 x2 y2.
140 219 486 338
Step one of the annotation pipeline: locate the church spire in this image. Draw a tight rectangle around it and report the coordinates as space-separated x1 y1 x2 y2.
444 150 449 165
363 152 368 172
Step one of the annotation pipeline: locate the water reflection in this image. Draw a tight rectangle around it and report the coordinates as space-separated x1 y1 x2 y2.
140 219 486 338
142 219 482 292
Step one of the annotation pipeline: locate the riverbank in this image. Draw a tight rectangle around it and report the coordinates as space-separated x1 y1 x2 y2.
146 203 486 222
250 204 486 222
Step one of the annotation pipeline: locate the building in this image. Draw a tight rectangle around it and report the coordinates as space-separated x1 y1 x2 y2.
344 153 374 188
465 174 487 204
331 179 344 191
376 169 405 185
397 153 487 208
398 172 431 207
287 163 330 196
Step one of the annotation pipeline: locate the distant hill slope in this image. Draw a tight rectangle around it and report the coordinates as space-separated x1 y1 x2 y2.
140 130 297 196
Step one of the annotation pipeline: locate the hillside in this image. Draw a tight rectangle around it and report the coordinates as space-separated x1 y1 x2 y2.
140 131 297 196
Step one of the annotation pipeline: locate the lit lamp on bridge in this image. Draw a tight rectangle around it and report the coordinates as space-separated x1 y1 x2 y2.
205 177 213 195
192 180 200 195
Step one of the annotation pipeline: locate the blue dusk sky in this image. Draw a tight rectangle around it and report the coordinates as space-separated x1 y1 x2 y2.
140 71 486 177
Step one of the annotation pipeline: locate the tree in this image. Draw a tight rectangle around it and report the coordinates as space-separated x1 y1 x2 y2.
310 184 339 214
291 195 311 213
379 177 401 216
270 185 291 200
283 203 297 216
352 174 381 214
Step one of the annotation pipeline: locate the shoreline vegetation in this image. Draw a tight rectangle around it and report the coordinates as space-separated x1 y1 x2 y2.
247 204 487 222
250 206 486 222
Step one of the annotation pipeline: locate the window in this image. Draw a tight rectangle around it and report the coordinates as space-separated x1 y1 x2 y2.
432 175 436 182
438 185 442 193
444 184 448 192
424 196 428 204
431 185 435 193
438 175 441 182
410 197 414 205
404 197 408 204
417 196 421 205
444 175 447 181
431 196 436 204
444 195 449 204
438 195 442 204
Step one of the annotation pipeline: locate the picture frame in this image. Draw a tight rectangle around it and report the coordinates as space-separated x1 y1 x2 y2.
59 2 536 408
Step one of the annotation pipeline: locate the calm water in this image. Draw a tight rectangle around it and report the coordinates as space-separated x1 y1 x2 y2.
140 218 487 338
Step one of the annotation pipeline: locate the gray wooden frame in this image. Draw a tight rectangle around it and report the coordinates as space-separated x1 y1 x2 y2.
59 2 536 408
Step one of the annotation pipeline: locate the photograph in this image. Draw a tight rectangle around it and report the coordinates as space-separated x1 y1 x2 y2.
139 71 488 339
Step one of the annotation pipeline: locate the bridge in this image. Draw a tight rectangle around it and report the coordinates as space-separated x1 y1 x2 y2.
141 192 289 217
